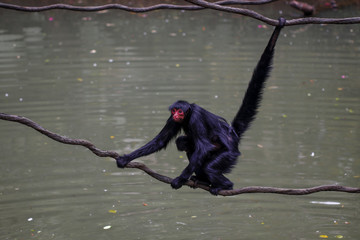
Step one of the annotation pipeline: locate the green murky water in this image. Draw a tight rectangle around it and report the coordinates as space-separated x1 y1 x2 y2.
1 6 359 240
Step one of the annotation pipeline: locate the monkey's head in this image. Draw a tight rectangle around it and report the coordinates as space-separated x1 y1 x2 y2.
169 100 191 123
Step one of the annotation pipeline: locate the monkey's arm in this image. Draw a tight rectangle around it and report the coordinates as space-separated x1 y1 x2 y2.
116 117 181 168
232 17 286 138
170 140 211 189
171 115 214 189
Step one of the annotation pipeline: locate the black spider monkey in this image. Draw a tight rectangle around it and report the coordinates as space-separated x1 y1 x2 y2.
117 18 286 195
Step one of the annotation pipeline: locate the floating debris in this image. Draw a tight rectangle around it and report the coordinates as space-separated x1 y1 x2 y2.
310 201 341 205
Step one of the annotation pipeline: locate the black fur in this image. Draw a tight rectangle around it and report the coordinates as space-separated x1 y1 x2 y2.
117 18 285 195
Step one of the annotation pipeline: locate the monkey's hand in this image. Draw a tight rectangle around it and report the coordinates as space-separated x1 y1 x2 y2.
116 155 131 168
171 176 187 189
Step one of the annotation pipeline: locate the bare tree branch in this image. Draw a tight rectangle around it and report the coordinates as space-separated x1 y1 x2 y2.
1 112 359 196
0 1 277 13
185 0 360 25
289 0 315 16
0 113 119 159
0 1 360 25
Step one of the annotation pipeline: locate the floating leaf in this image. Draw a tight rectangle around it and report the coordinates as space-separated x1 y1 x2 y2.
335 235 344 239
319 235 328 238
108 210 117 214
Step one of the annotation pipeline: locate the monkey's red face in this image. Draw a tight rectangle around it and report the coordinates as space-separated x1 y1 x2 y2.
171 108 185 123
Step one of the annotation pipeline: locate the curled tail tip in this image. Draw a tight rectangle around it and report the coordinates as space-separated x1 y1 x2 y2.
278 17 286 28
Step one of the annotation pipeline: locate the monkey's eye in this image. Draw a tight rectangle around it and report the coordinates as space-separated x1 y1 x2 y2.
171 108 177 115
178 109 183 114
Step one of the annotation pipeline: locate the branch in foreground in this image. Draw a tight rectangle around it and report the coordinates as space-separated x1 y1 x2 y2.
126 162 360 196
1 1 360 26
1 112 359 196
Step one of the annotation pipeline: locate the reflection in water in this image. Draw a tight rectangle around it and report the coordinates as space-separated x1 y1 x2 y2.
0 7 359 240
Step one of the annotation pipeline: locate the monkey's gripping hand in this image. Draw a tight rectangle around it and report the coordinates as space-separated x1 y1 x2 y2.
171 176 188 189
116 155 131 168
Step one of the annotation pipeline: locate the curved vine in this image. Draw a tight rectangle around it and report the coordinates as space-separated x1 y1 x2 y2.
1 113 359 196
0 1 359 26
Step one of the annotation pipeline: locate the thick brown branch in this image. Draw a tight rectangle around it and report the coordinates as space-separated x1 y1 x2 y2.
1 112 359 196
0 1 360 25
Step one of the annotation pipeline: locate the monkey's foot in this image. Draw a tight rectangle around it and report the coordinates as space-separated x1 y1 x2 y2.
171 176 187 189
190 176 211 188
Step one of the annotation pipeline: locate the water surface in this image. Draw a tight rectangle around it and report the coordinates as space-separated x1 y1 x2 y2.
0 6 359 240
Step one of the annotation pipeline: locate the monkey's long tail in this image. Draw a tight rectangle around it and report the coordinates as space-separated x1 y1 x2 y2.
231 18 285 139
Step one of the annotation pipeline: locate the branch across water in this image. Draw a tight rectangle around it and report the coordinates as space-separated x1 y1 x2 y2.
1 112 359 196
